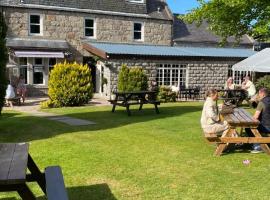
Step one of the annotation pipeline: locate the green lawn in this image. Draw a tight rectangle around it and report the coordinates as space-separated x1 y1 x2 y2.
1 102 270 200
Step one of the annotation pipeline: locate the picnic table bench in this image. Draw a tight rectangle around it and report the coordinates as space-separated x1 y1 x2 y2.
0 143 68 200
109 91 160 116
205 108 270 156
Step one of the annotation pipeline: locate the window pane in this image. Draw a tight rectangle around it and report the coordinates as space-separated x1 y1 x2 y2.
85 19 94 27
85 28 94 37
134 32 141 40
35 58 43 65
134 23 142 31
30 25 40 34
33 69 43 84
19 67 27 84
30 15 40 24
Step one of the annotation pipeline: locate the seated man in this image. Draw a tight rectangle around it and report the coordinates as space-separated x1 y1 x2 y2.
5 80 16 107
246 88 270 153
201 89 228 136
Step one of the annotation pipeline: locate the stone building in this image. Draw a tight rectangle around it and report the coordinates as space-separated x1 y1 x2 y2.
1 0 255 97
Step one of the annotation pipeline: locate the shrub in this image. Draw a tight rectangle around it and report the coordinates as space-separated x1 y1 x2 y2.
48 61 93 107
117 65 148 92
0 12 8 115
157 86 177 102
255 75 270 90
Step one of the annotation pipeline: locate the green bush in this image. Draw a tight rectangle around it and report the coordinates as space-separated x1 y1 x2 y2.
47 61 93 107
0 12 8 115
255 75 270 90
117 65 148 91
157 86 177 102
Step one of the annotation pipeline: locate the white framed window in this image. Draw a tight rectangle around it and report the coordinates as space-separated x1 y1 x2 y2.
29 14 43 35
157 64 187 87
33 58 44 85
233 70 252 85
84 18 96 38
19 57 28 84
133 22 144 41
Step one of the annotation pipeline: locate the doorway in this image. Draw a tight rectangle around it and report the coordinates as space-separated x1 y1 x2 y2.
83 57 97 92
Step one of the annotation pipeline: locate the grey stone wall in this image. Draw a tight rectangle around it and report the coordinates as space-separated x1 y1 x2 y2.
105 59 237 98
187 61 236 97
4 7 172 62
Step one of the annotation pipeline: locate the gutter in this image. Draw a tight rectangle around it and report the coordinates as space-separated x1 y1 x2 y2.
0 3 172 21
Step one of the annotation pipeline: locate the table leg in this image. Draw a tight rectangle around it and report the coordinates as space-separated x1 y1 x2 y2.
27 154 46 194
215 128 235 156
17 184 36 200
251 128 270 155
154 104 159 114
126 105 131 116
112 104 116 112
139 103 143 110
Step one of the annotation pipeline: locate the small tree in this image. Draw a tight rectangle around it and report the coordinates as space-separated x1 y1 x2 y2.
0 12 8 115
117 65 148 92
126 67 148 91
117 64 129 91
255 75 270 91
47 61 93 107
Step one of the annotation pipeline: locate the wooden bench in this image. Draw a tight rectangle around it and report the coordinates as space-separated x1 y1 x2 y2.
45 166 69 200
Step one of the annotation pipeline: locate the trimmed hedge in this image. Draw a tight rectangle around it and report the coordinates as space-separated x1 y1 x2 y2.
46 61 93 107
117 65 148 91
0 12 8 115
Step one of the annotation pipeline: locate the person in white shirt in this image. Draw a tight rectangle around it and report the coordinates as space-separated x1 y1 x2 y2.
201 89 228 136
241 76 256 98
5 80 16 107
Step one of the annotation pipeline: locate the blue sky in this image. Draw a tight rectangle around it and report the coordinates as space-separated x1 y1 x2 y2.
166 0 199 14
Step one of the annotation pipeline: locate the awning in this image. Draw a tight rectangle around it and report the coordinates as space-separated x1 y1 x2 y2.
232 48 270 72
14 51 65 58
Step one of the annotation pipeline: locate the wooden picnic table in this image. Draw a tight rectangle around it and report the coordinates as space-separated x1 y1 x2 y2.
0 143 68 200
218 89 247 106
109 90 160 116
208 108 270 156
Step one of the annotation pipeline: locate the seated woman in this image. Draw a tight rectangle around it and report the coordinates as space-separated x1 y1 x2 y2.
224 77 235 90
5 80 16 107
201 89 228 136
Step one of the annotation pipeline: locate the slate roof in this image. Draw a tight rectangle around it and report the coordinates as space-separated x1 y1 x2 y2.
1 0 172 20
6 37 69 50
84 42 255 59
173 14 254 47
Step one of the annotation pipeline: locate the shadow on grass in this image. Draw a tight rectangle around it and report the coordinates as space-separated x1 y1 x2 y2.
0 103 202 142
35 183 117 200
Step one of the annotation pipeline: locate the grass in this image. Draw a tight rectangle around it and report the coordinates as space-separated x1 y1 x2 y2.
1 102 270 200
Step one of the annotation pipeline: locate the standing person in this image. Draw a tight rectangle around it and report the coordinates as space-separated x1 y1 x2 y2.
224 77 235 90
5 80 16 107
17 74 27 103
241 76 256 99
201 89 228 136
246 88 270 153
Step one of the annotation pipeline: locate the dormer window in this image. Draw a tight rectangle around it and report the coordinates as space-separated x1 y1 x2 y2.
133 22 144 41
